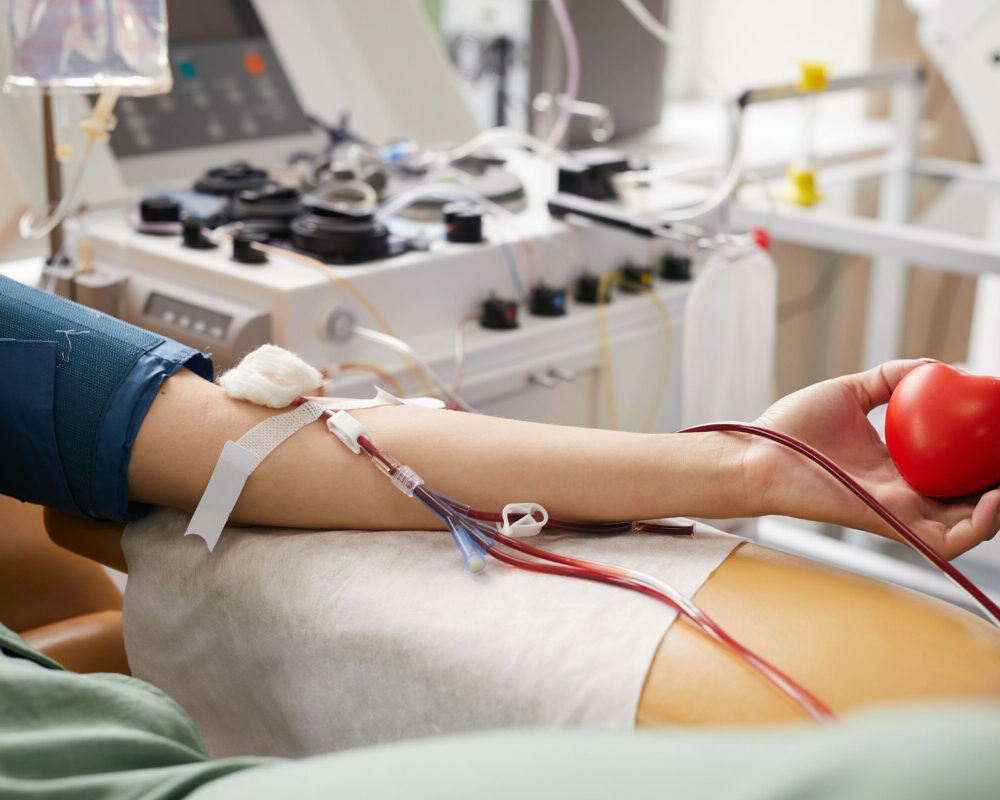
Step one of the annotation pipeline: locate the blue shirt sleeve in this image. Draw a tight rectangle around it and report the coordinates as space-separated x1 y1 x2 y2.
0 275 213 522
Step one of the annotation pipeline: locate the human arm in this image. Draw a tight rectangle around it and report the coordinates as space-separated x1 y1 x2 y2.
128 360 1000 558
127 368 750 531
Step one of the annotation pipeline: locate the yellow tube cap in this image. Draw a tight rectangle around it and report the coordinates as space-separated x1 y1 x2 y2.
779 165 822 207
797 62 829 92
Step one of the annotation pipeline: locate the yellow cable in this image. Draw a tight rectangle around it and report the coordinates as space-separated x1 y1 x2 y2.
595 273 673 433
596 270 620 430
623 281 672 433
337 362 405 397
253 243 437 397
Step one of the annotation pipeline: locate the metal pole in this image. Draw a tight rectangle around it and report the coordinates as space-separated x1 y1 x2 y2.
860 74 922 369
41 90 63 261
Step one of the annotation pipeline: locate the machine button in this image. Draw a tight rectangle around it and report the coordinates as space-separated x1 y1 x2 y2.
178 60 198 80
193 320 207 333
529 283 567 316
480 296 518 330
178 315 192 328
244 52 267 76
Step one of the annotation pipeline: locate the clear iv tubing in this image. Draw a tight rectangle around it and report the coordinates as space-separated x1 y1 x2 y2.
615 0 746 223
378 182 521 223
336 423 834 722
20 91 119 239
544 0 581 147
681 422 1000 627
433 128 582 171
352 325 478 413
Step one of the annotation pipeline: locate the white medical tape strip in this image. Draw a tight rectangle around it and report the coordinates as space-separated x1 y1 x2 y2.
186 400 325 551
499 502 549 538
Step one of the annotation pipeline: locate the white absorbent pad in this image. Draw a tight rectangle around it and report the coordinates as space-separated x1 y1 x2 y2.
122 508 742 758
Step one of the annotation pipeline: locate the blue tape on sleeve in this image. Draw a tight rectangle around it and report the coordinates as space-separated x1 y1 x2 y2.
95 338 213 522
0 275 214 521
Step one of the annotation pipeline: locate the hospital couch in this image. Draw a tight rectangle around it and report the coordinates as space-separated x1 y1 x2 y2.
38 504 1000 754
0 494 128 674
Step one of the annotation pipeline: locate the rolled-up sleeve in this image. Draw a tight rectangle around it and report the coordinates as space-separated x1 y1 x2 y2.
0 275 213 522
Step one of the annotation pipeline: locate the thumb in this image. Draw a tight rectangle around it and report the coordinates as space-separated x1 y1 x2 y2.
850 359 937 413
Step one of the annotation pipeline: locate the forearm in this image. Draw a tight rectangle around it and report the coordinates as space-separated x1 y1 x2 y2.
128 369 751 530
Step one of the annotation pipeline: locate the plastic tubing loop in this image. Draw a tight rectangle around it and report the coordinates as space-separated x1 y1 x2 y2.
544 0 581 147
680 422 1000 627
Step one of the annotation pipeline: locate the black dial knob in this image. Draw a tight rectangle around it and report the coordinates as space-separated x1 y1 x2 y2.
194 162 270 196
182 216 216 250
574 272 612 305
232 229 269 264
140 196 181 223
289 199 390 263
230 184 303 222
443 202 484 243
480 296 519 330
529 283 567 316
660 254 692 281
618 263 654 293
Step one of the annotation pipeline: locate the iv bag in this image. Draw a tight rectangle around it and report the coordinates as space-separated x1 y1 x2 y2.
682 245 777 427
3 0 171 96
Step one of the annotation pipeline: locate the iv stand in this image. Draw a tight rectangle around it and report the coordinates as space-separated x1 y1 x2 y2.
41 89 63 261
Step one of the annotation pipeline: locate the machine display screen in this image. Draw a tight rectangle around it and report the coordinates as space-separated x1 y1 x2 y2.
164 0 265 44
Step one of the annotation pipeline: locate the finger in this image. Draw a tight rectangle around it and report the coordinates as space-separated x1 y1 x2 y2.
850 359 934 413
939 488 1000 559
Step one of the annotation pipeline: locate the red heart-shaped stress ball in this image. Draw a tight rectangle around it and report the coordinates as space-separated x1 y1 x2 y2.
885 362 1000 498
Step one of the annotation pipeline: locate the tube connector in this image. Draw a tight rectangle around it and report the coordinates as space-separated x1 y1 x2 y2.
447 519 488 574
79 91 119 144
390 465 422 497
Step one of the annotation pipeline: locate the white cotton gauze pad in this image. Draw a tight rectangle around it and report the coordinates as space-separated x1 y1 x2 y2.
217 344 324 408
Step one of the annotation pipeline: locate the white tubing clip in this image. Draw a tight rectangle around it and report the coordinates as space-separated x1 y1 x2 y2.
499 502 549 538
326 410 370 454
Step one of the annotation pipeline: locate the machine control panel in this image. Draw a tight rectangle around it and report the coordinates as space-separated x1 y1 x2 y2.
104 0 312 159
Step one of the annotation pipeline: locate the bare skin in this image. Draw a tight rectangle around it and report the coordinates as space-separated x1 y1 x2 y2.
128 359 1000 559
